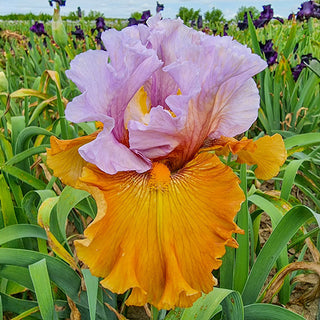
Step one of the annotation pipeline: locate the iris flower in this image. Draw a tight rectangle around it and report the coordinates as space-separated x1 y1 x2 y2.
72 25 85 41
259 40 278 66
156 2 164 13
30 21 48 37
47 16 286 309
297 1 320 20
128 10 152 26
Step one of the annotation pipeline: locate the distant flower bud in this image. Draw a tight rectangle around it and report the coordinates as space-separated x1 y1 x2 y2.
52 7 68 48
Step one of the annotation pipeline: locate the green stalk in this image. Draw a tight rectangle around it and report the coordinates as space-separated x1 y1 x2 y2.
56 88 68 139
234 164 249 293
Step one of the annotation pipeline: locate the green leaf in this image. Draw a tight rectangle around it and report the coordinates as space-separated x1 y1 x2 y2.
285 133 320 150
280 159 305 201
234 164 249 293
5 145 49 166
0 174 18 226
29 259 58 320
14 126 55 154
282 22 298 59
0 265 34 291
247 13 262 57
166 288 244 320
0 292 37 315
0 296 2 320
242 205 315 305
83 269 99 320
0 224 47 246
55 186 90 241
1 166 46 189
21 190 56 224
0 248 81 299
244 303 304 320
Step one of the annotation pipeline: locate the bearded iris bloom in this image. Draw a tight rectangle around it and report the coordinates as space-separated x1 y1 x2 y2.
297 1 320 20
30 21 48 37
259 40 278 66
47 16 286 309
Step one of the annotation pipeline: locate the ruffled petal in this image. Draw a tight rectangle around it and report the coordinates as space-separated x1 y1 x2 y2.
128 105 183 159
78 129 151 174
75 152 244 309
236 134 287 180
212 134 287 180
46 134 97 187
128 18 266 167
66 27 162 141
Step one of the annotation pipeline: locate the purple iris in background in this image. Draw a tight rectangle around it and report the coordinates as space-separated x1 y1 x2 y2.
297 1 320 20
77 7 82 18
253 4 283 28
30 21 48 37
237 11 253 30
259 40 278 66
260 4 274 19
128 10 151 26
72 25 85 40
197 15 203 29
90 17 108 50
91 17 108 35
49 0 66 6
156 1 164 13
96 17 107 31
95 31 106 51
223 23 229 36
292 54 314 80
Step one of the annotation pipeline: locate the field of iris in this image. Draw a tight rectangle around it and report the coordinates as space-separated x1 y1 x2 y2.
0 1 320 319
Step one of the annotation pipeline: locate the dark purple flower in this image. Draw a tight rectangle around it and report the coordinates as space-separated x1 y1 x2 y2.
128 17 138 26
49 0 66 6
297 1 314 20
259 5 274 20
253 4 280 28
140 10 151 22
237 11 253 30
96 17 107 31
30 21 48 37
259 40 278 66
156 1 164 13
297 1 320 20
95 31 106 51
197 15 203 29
128 10 151 26
190 20 195 28
223 23 229 36
72 25 85 40
292 54 313 80
77 6 82 18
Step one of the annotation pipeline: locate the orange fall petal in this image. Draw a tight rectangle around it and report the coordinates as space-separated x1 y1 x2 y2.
46 133 98 187
74 152 245 309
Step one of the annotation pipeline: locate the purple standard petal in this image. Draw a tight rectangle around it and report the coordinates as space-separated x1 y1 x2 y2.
66 28 162 140
259 4 274 20
126 18 266 167
79 129 151 174
30 21 47 36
